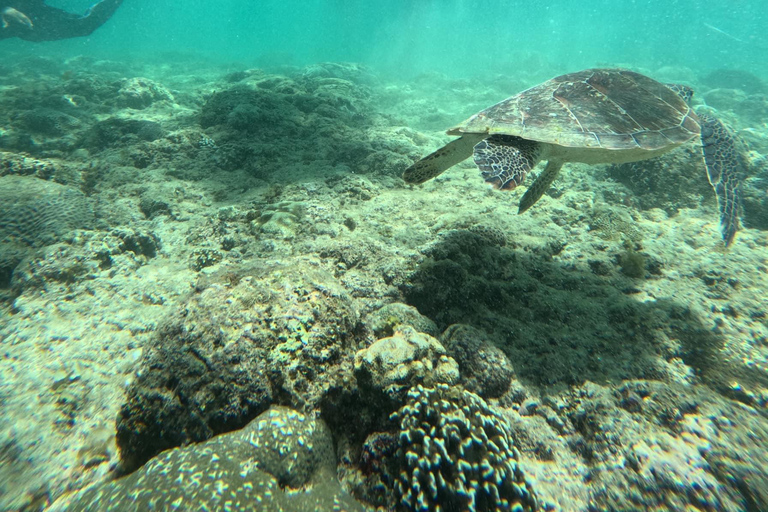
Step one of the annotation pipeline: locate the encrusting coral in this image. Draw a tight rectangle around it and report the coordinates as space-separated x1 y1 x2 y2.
390 384 538 512
48 406 364 511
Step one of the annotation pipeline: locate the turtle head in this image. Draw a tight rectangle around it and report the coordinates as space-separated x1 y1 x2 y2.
666 83 694 105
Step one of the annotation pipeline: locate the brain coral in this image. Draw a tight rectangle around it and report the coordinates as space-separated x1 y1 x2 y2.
0 175 94 248
50 406 364 511
0 175 94 286
391 384 537 512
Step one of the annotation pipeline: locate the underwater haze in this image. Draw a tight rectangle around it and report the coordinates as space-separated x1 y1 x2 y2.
2 0 768 511
14 0 768 77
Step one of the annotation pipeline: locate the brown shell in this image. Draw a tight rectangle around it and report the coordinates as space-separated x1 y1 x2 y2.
449 68 700 150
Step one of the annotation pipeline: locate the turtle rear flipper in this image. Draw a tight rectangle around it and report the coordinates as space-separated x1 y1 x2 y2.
473 135 542 192
403 133 486 184
518 161 564 213
699 113 744 247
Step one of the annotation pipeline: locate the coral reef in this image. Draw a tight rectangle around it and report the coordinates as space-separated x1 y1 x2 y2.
702 69 766 95
354 326 459 400
390 384 538 512
587 204 643 242
116 261 361 470
18 108 79 136
606 148 712 214
251 200 306 239
616 246 649 278
0 54 766 512
739 153 768 231
51 407 364 511
554 381 768 511
85 117 165 149
0 151 87 186
116 77 174 109
0 175 94 248
197 71 410 180
440 324 515 399
607 136 768 235
366 302 440 339
404 227 689 387
7 227 158 296
115 313 274 472
699 71 768 130
0 175 94 287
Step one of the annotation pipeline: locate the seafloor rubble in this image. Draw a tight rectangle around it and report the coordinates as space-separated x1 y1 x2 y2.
0 52 767 511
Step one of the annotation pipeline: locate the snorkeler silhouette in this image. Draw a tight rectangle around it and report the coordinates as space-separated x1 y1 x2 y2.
1 0 122 41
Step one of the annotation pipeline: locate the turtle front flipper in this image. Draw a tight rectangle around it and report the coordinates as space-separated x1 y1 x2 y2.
403 133 486 184
699 113 744 247
473 135 543 192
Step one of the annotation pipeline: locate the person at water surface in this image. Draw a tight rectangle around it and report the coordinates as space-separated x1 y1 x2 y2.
0 0 121 41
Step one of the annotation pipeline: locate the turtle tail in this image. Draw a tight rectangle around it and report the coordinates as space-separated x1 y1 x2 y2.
403 134 486 184
699 112 744 247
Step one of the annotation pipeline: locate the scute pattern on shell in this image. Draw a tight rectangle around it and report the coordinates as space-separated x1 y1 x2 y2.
453 68 699 151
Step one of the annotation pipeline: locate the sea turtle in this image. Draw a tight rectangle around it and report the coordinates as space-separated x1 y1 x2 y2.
403 68 745 246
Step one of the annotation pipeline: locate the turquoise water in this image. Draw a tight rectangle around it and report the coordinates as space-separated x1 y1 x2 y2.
2 1 768 511
16 0 768 78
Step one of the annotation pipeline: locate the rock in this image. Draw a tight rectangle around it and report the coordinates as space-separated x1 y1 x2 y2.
0 151 86 186
701 88 748 113
51 407 364 512
251 201 306 239
116 262 360 470
0 175 94 288
115 315 274 472
441 323 515 398
116 77 173 109
366 302 440 339
86 117 166 149
354 326 459 400
702 69 766 95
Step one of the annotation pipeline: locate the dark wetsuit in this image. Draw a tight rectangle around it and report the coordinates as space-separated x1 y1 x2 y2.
0 0 122 41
